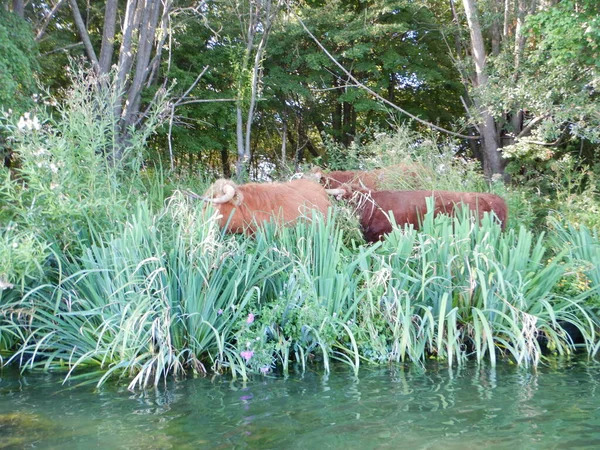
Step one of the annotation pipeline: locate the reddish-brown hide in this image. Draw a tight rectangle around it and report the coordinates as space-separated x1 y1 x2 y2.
306 164 420 191
202 179 331 233
333 186 508 242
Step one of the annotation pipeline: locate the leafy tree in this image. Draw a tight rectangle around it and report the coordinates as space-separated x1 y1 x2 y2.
0 12 39 114
260 0 464 168
0 10 39 166
453 0 600 178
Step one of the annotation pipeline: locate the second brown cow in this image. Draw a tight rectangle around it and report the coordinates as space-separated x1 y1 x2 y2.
327 185 508 242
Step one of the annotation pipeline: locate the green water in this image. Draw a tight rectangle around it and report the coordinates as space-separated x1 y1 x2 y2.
1 360 599 449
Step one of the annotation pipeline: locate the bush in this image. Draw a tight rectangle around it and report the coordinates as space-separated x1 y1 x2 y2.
0 64 167 287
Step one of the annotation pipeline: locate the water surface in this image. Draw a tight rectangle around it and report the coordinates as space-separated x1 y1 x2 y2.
1 360 599 449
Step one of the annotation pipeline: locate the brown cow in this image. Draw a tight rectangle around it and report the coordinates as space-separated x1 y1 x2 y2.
326 185 508 242
305 163 422 191
197 178 331 233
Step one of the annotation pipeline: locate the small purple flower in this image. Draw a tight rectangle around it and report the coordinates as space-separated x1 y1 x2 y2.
260 366 270 375
241 350 254 362
246 313 255 324
217 308 223 315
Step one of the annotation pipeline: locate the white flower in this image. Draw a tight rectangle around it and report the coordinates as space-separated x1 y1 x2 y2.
16 113 41 131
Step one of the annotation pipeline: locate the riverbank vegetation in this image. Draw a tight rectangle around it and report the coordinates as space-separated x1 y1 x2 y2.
1 1 600 388
1 67 598 388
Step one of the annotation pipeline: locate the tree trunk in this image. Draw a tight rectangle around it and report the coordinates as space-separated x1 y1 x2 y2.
123 0 162 128
236 0 277 179
388 73 395 103
99 0 118 75
491 0 502 56
281 120 287 164
115 0 138 118
332 77 342 143
69 0 99 72
462 0 504 178
12 0 24 18
503 0 511 37
220 146 232 179
342 100 352 147
236 105 246 179
146 2 173 87
513 0 527 81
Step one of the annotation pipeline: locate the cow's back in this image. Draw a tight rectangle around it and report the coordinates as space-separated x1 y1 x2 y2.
360 189 507 241
233 179 330 229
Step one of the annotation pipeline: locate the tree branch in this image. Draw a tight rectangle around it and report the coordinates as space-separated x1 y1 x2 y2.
35 0 66 42
177 99 238 106
68 0 99 72
516 113 550 139
40 42 83 56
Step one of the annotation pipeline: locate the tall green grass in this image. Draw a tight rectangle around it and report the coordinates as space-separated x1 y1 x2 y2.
353 204 598 367
2 196 598 388
1 198 283 388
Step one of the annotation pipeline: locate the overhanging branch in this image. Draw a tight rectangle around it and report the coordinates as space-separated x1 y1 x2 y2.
287 3 479 141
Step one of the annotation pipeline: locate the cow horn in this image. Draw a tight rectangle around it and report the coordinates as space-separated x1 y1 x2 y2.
207 184 236 204
325 188 346 196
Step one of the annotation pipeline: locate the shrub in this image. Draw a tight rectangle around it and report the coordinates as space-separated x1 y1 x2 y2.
0 64 168 286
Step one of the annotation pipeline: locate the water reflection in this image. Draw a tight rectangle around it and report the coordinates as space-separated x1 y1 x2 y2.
1 360 599 449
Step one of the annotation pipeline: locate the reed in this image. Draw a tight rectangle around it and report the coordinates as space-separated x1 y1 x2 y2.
1 198 598 388
2 198 283 387
354 202 598 367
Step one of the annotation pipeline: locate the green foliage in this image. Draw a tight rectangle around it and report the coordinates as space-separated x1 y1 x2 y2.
477 0 600 166
0 13 39 114
319 125 491 192
506 153 600 230
0 223 49 291
550 217 600 304
3 199 597 387
259 0 463 169
527 0 600 69
0 65 168 281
